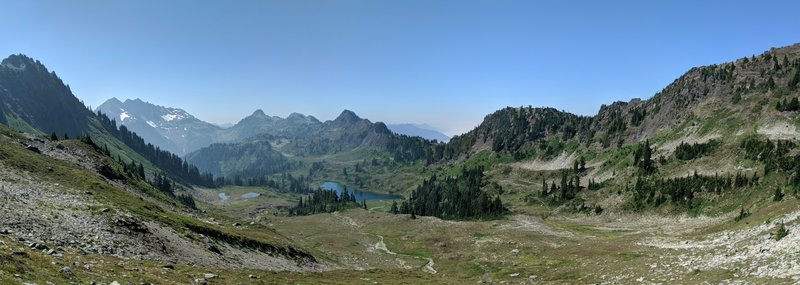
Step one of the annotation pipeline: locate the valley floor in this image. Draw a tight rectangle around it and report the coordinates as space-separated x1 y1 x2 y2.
5 195 799 284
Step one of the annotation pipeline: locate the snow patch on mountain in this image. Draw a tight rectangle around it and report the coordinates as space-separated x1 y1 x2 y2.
119 111 131 122
162 113 185 122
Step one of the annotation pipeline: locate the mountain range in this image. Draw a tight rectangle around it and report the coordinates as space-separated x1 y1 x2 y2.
3 43 800 283
96 99 450 155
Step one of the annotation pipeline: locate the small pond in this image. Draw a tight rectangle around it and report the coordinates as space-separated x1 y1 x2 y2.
241 192 260 199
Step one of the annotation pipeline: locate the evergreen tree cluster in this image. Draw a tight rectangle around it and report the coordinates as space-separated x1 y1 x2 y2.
385 133 446 164
492 107 593 156
151 173 174 194
119 156 146 179
445 107 593 161
601 106 628 148
734 207 751 222
218 172 316 194
151 172 198 209
399 167 506 220
740 135 798 176
627 171 758 211
633 140 655 174
289 188 362 216
674 140 718 160
176 194 197 209
629 106 647 127
776 97 800 112
539 171 583 202
95 111 215 187
572 156 587 172
587 178 605 191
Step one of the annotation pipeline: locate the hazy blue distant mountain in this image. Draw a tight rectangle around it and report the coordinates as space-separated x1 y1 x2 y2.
215 122 234 128
186 109 409 178
96 98 222 155
222 110 321 141
387 123 450 142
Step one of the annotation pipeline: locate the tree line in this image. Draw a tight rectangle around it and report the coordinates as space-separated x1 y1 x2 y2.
96 111 215 187
626 171 759 211
289 188 364 216
740 135 800 193
675 140 718 161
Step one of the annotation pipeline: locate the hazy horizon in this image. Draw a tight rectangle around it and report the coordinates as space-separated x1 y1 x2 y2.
4 0 800 136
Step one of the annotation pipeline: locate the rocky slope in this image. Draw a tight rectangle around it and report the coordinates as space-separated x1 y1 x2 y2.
0 124 322 274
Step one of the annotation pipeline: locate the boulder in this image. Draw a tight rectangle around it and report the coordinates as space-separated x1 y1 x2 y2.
25 145 41 153
59 267 75 278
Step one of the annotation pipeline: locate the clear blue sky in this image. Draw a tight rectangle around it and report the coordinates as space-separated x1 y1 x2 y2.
2 0 799 136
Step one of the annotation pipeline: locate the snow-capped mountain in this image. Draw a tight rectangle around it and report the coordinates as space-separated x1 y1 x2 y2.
96 98 451 157
96 98 222 155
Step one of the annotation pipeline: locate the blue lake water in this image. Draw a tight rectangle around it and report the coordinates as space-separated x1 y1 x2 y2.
218 192 229 202
320 181 403 201
241 192 260 199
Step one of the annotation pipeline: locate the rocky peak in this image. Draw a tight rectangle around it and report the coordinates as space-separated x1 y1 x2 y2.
250 109 268 118
334 110 361 124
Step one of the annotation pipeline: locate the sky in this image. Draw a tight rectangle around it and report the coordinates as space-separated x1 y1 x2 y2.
2 0 800 136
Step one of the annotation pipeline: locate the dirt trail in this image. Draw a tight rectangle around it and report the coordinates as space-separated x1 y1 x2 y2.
333 211 360 229
335 212 436 275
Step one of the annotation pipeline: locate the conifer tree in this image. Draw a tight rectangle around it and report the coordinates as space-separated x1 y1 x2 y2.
775 221 789 241
774 187 784 202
